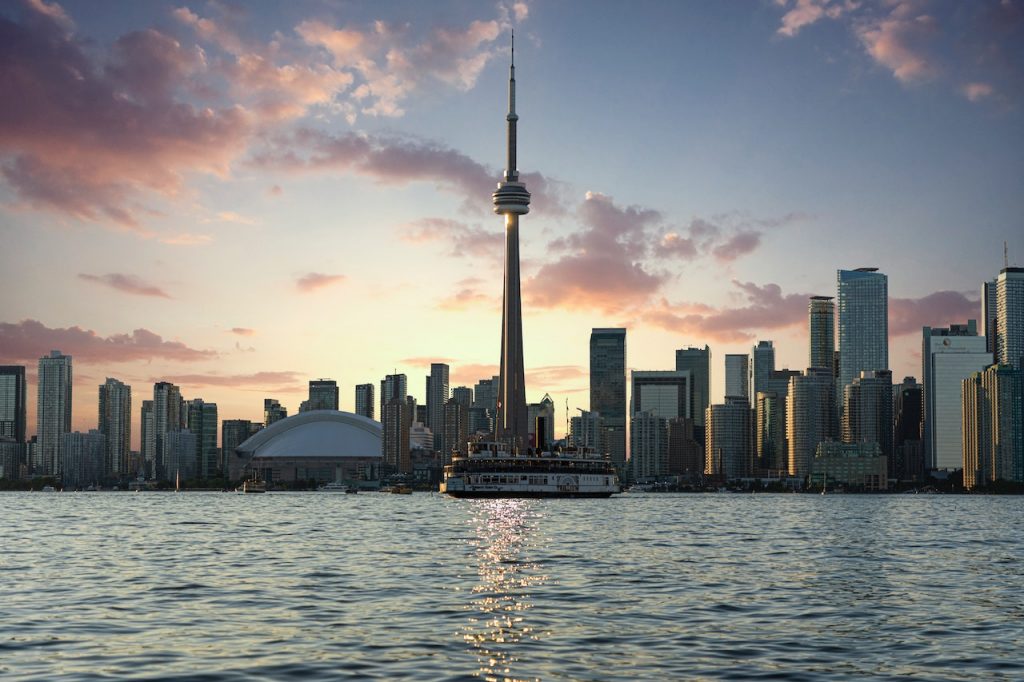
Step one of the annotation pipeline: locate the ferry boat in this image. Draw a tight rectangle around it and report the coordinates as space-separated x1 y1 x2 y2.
441 441 620 498
317 481 350 493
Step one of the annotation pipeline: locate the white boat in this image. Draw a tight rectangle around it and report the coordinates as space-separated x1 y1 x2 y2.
41 485 57 493
236 478 266 494
441 441 620 498
317 481 350 493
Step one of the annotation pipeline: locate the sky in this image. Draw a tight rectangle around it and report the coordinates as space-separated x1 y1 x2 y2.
1 0 1022 448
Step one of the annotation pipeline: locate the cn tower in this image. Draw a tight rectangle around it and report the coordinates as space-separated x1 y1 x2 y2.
493 34 530 450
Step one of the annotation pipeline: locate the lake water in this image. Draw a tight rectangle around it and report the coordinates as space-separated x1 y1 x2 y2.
1 492 1022 680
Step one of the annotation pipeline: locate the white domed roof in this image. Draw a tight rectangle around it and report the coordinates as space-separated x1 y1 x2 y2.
237 410 382 459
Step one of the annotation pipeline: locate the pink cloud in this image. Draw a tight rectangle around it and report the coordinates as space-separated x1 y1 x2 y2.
229 327 256 336
438 277 497 311
399 356 458 367
889 290 980 336
77 273 172 299
398 218 501 258
0 319 216 364
296 272 346 293
450 363 500 385
961 82 994 102
856 4 939 83
151 371 303 389
711 231 762 263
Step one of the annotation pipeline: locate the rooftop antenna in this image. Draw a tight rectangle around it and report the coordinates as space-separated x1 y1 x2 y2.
1005 241 1009 269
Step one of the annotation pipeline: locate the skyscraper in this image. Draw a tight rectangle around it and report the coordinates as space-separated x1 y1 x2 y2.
493 38 531 450
186 398 218 479
995 267 1024 368
355 384 374 420
724 354 749 400
706 397 754 480
61 430 105 488
527 393 554 449
842 370 894 475
751 341 775 405
443 397 470 462
141 400 154 478
427 363 450 452
307 379 339 411
37 350 72 476
383 396 412 473
570 410 605 451
837 269 888 403
675 346 711 438
380 374 407 421
222 419 261 480
153 381 182 480
786 367 837 479
630 411 668 481
631 370 689 420
962 364 1024 488
0 366 27 443
264 398 287 426
808 296 835 370
893 377 924 482
755 391 785 471
98 378 131 479
922 322 990 470
982 279 997 355
591 328 627 467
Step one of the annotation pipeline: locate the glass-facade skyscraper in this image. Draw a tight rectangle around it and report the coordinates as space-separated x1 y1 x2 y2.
837 269 888 405
427 363 449 452
590 328 626 467
98 378 131 479
996 267 1024 368
724 354 749 400
307 379 339 411
37 350 72 476
808 296 835 370
0 365 27 443
751 341 775 405
675 345 711 437
354 384 374 420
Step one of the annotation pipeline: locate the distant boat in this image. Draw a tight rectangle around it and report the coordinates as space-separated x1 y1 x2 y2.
387 485 413 495
41 485 56 493
236 477 266 494
317 481 350 493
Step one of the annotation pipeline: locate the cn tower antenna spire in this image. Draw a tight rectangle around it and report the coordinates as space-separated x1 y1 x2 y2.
505 31 518 182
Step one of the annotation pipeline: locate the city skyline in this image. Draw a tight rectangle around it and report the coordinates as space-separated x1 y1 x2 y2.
1 0 1022 445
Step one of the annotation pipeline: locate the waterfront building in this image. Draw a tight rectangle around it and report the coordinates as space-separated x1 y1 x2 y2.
0 440 24 480
186 399 218 479
306 379 339 411
787 368 837 479
354 384 375 420
0 366 27 443
962 364 1024 489
153 382 183 480
264 398 287 426
570 410 605 452
527 393 555 449
982 279 998 355
236 411 382 488
141 400 154 478
165 430 198 482
706 397 754 480
723 354 749 401
98 378 131 479
37 350 72 476
812 441 887 491
379 374 408 421
842 370 894 475
383 396 412 473
751 341 775 405
922 322 990 470
995 267 1024 368
756 391 786 471
808 296 835 370
631 370 689 420
837 268 888 408
61 430 105 488
591 328 627 467
667 417 702 478
893 377 924 482
443 397 470 461
675 345 711 438
427 363 450 452
492 43 531 451
222 419 262 480
630 411 668 481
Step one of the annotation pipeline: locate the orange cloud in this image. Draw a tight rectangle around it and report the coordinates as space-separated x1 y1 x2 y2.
296 272 346 293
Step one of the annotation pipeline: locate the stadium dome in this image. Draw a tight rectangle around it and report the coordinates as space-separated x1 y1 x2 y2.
236 410 382 459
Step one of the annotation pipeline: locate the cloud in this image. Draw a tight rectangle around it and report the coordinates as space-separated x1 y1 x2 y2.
855 3 939 83
159 233 213 246
229 327 255 336
151 371 303 389
513 3 530 22
527 365 586 386
438 277 496 311
296 272 346 292
711 231 762 262
642 281 810 343
399 357 458 367
77 273 172 299
0 319 216 364
450 363 500 385
776 0 854 38
398 218 501 257
961 81 994 102
889 290 980 336
213 211 257 225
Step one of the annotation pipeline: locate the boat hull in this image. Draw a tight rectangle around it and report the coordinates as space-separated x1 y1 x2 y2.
443 489 616 498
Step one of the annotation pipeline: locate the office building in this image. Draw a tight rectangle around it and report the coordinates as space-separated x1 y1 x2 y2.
631 371 689 420
141 400 154 478
996 267 1024 368
427 363 450 452
222 419 262 480
667 417 702 478
473 377 499 412
186 398 218 479
630 411 668 481
264 398 287 426
355 383 375 420
751 341 775 404
98 378 131 479
787 368 837 479
724 354 749 400
37 350 72 476
569 410 605 451
842 370 894 475
675 346 711 436
706 397 754 480
153 382 183 480
982 279 998 355
812 441 887 491
527 393 555 449
0 440 24 480
306 379 339 411
380 374 408 419
591 328 627 467
962 364 1023 489
808 296 835 370
837 268 888 404
383 396 412 473
0 366 27 443
443 397 470 461
165 430 198 482
756 391 786 472
922 322 990 470
893 377 924 482
61 430 105 488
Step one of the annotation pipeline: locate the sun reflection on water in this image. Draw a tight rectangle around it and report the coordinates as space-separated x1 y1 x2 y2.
463 499 547 682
